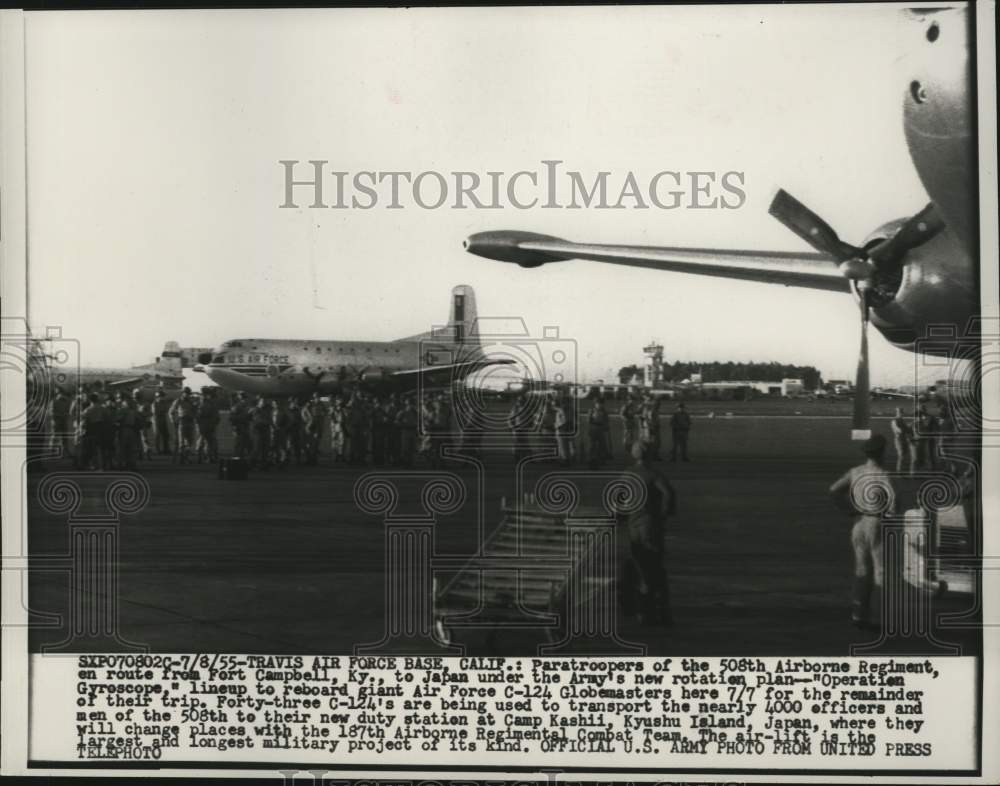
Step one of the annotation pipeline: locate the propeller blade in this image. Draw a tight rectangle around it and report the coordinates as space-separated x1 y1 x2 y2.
768 189 866 263
866 202 947 266
852 292 872 441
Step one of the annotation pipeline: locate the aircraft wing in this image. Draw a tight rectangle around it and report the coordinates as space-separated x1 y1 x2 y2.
105 376 147 388
464 231 852 293
392 357 515 379
873 389 920 399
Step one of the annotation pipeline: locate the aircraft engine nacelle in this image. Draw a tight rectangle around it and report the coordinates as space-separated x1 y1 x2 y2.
863 220 976 355
463 231 572 268
360 368 386 382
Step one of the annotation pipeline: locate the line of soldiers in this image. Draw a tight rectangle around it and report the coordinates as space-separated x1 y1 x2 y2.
227 390 435 470
890 404 947 474
507 395 579 465
49 387 152 471
506 393 691 469
46 385 224 471
165 388 223 464
49 383 696 473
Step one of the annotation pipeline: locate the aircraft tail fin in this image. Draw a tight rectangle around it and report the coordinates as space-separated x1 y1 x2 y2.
394 284 480 345
136 341 184 375
447 284 478 345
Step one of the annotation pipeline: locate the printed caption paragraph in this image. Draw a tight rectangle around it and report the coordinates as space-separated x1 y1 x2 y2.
31 655 977 770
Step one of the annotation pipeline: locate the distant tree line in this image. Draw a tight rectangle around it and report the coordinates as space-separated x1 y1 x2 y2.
618 361 822 390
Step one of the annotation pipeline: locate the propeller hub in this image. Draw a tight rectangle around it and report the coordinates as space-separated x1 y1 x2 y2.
838 258 876 281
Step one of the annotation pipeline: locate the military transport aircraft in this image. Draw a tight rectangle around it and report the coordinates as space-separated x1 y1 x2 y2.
34 339 188 399
194 285 514 396
464 6 979 440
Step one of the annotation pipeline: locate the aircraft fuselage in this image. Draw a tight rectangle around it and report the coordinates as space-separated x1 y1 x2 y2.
200 337 465 396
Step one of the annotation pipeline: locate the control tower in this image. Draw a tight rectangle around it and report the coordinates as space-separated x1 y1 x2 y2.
643 341 664 388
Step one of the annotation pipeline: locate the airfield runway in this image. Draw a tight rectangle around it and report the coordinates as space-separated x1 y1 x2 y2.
26 405 980 657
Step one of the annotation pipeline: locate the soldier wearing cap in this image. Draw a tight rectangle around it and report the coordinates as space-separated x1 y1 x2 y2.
271 398 291 467
169 387 198 464
229 391 253 459
152 390 172 455
303 392 328 466
669 402 692 462
48 388 73 461
250 395 273 469
287 399 305 465
79 393 107 470
554 394 576 466
586 397 610 469
621 395 639 455
117 395 139 471
133 390 153 460
396 397 419 467
507 395 531 465
329 397 346 463
641 396 662 461
196 388 221 463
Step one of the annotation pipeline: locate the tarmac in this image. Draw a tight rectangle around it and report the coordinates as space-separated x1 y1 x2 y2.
26 408 980 657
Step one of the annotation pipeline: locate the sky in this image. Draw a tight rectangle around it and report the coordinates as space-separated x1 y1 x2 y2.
23 5 959 387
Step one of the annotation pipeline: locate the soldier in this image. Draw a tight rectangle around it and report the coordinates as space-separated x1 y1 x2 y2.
169 388 198 464
346 395 368 465
385 395 402 465
642 396 662 460
428 399 450 469
303 392 327 465
890 407 914 473
587 398 610 469
352 393 367 464
618 441 676 626
271 398 290 466
229 392 253 459
134 390 153 461
829 434 898 628
70 391 88 467
329 398 346 463
117 396 139 471
196 388 221 463
418 395 434 465
78 394 107 470
669 402 692 462
102 394 120 470
361 394 376 464
554 395 576 466
936 401 954 471
152 390 172 455
621 396 639 455
339 396 355 465
537 398 557 460
507 395 530 465
251 396 273 469
913 405 936 472
48 388 73 461
287 400 305 465
396 398 419 467
370 398 389 466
